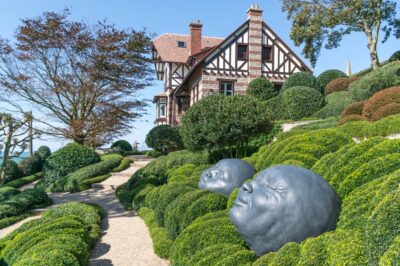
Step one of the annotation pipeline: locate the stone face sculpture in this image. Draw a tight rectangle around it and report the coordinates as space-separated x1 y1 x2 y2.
198 159 256 196
229 165 340 256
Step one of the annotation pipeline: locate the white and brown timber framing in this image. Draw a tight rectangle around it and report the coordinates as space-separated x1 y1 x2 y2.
151 5 311 126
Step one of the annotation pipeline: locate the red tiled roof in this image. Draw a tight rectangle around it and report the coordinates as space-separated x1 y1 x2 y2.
152 33 224 63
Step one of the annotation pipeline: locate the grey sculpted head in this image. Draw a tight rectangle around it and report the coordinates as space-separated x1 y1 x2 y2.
229 165 340 256
199 159 256 196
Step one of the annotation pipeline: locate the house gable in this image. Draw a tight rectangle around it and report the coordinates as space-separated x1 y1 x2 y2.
203 22 250 77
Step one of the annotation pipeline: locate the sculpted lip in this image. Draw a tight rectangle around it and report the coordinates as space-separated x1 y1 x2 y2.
235 194 248 207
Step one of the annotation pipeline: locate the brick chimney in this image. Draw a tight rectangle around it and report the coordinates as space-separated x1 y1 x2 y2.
247 5 263 79
189 20 202 55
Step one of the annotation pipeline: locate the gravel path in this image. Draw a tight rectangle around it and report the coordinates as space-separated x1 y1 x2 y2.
47 159 170 266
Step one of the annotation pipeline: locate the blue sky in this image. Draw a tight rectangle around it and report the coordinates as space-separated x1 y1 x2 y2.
0 0 398 151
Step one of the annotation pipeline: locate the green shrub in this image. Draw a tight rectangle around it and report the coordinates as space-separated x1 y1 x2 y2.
247 77 277 101
328 139 400 190
146 125 184 155
188 244 245 266
364 191 400 264
171 217 246 266
164 189 211 239
63 155 122 192
0 203 102 266
180 95 272 159
227 188 239 209
111 140 133 152
282 72 320 92
281 86 324 120
3 172 43 189
0 186 20 202
314 91 354 118
181 192 227 235
317 69 347 90
39 143 100 192
154 185 196 226
339 169 400 231
132 183 155 210
116 184 132 210
36 146 51 160
337 152 400 198
1 160 23 182
265 95 287 120
138 208 173 259
252 129 352 171
215 250 257 265
349 61 400 101
112 158 133 172
0 188 51 220
272 242 301 265
18 154 42 177
389 50 400 62
253 253 276 266
380 235 400 265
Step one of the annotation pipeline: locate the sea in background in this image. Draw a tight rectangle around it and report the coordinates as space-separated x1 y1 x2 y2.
0 152 29 164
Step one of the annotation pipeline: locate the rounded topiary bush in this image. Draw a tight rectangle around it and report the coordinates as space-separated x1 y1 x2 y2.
282 72 320 92
317 69 347 90
362 86 400 121
111 140 132 152
1 160 23 182
314 91 354 118
265 96 287 120
325 77 359 95
280 86 324 120
39 143 100 191
341 101 366 117
19 154 42 177
36 146 51 160
349 61 400 101
180 95 272 158
145 125 183 155
247 77 277 101
389 50 400 62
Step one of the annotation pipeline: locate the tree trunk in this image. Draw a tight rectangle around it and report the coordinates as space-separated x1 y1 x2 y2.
0 120 13 184
363 21 380 70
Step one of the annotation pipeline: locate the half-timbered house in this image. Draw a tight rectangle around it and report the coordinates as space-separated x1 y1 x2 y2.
152 5 311 126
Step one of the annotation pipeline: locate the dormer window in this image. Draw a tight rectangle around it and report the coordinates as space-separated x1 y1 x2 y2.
177 41 186 48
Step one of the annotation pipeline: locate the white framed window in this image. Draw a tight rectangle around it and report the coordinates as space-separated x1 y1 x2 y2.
158 98 167 118
219 81 234 96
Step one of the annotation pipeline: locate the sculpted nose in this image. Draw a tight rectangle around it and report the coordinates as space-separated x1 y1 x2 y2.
242 183 253 193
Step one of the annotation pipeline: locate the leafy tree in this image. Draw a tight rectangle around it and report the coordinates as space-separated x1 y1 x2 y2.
145 125 183 155
0 10 153 146
282 0 400 69
180 95 272 158
111 140 133 152
247 78 277 101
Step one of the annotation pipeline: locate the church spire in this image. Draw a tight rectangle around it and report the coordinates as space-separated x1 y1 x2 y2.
346 59 352 76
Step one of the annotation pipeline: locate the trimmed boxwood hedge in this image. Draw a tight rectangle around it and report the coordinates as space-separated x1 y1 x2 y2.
0 186 20 202
38 143 100 192
282 72 320 92
63 154 123 192
138 207 173 258
171 217 246 266
314 91 354 119
317 69 347 91
281 86 324 120
249 129 352 171
362 86 400 121
247 77 277 101
349 61 400 101
0 202 102 265
380 235 400 265
111 139 133 152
